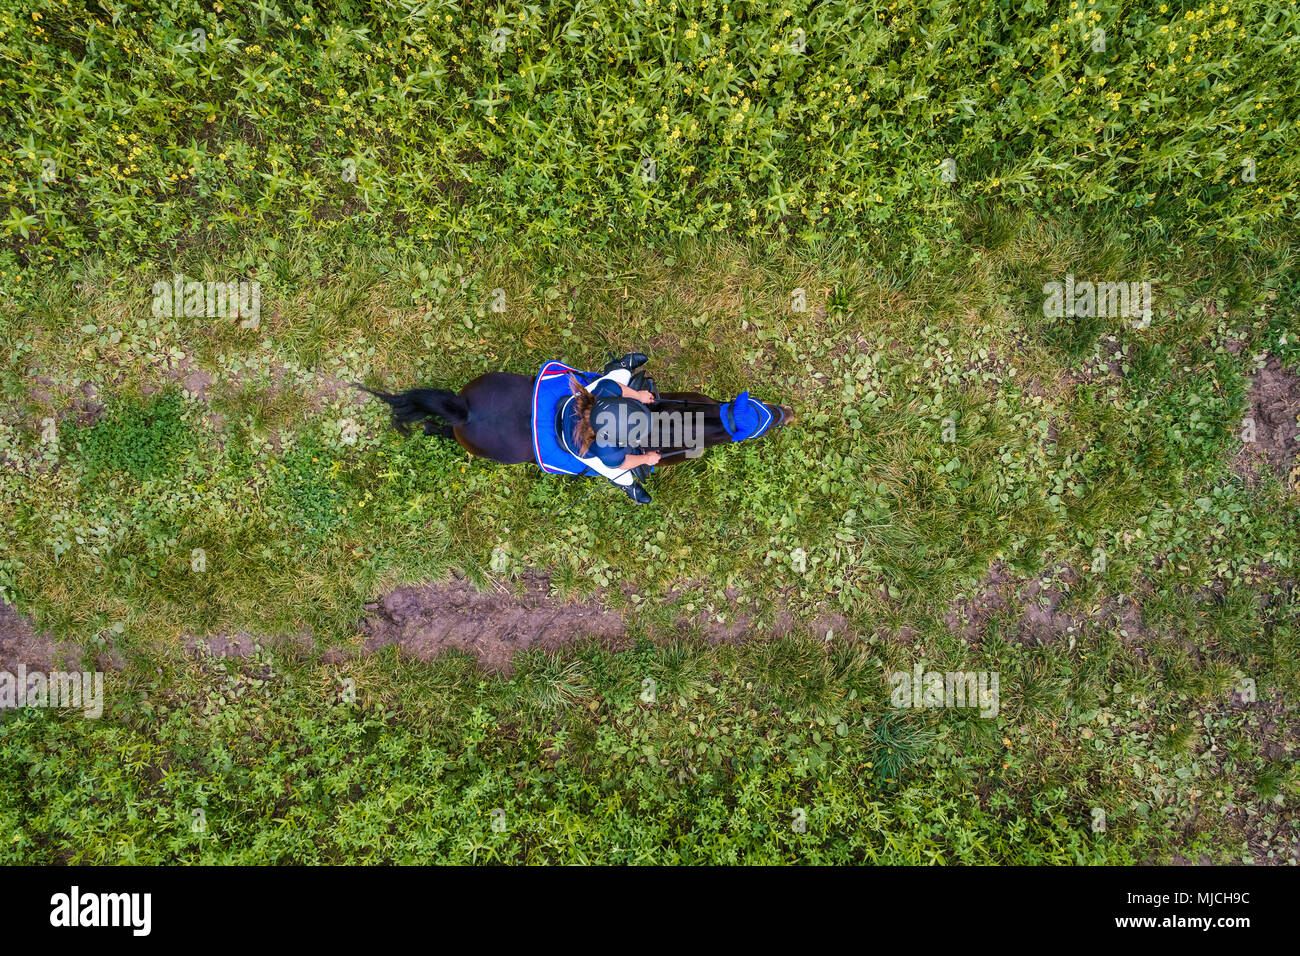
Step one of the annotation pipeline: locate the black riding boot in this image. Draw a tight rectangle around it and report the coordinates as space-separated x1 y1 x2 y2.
628 371 659 401
602 352 649 375
621 480 652 504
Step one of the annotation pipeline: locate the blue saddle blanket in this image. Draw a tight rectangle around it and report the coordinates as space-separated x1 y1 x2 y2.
532 361 599 476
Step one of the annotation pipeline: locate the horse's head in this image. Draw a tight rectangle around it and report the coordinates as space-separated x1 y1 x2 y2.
766 402 795 429
731 394 793 440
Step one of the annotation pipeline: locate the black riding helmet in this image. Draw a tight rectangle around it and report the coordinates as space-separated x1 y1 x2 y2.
590 395 653 448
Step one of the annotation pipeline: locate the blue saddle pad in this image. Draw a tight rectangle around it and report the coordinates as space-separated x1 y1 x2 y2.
532 361 598 476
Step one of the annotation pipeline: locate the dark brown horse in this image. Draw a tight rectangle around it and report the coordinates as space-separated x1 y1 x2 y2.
361 370 792 470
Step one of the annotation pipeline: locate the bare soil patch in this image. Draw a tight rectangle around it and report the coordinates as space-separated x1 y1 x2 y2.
1233 354 1300 483
945 561 1013 640
1068 337 1127 386
1 576 848 678
1016 567 1082 645
359 572 628 673
944 563 1156 649
0 600 78 672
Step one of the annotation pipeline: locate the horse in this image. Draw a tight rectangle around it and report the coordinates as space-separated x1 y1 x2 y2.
359 364 793 480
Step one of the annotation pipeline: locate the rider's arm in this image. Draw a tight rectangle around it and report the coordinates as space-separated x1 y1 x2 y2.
618 383 656 403
620 451 662 470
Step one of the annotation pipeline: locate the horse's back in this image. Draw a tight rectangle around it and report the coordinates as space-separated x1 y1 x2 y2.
455 372 536 464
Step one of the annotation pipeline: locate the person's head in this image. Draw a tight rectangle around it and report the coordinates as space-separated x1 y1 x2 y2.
568 375 597 455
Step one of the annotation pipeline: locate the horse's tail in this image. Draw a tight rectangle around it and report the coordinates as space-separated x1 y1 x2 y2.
355 384 469 438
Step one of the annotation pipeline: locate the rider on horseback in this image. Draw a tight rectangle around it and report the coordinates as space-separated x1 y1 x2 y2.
556 352 659 504
363 351 791 509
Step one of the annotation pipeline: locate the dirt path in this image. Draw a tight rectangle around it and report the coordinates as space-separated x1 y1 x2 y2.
0 600 76 673
359 573 628 673
3 572 841 675
1233 354 1300 483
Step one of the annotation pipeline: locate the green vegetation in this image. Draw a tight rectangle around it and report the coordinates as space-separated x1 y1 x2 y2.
5 635 1287 865
2 0 1298 291
4 229 1297 863
75 388 190 481
1 0 1298 864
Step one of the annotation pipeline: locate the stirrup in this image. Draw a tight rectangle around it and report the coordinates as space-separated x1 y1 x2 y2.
620 480 652 504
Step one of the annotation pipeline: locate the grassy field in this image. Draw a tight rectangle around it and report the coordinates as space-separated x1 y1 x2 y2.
1 0 1298 864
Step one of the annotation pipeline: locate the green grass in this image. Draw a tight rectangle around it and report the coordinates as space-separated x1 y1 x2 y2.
0 635 1277 864
1 0 1298 865
3 0 1298 293
75 388 190 481
2 218 1297 863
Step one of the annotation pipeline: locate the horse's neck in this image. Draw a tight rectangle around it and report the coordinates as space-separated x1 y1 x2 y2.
650 399 731 456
